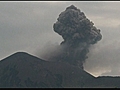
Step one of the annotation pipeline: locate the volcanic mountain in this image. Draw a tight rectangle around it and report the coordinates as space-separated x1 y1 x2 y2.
0 52 120 88
0 52 95 88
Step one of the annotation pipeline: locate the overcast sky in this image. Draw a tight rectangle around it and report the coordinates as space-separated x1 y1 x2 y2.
0 1 120 77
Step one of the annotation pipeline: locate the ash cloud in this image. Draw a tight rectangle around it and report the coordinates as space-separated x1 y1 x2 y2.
35 42 64 61
84 26 120 76
36 5 102 69
53 5 102 69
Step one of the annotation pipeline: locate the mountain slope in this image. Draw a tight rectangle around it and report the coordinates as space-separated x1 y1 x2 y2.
0 52 120 88
0 52 95 88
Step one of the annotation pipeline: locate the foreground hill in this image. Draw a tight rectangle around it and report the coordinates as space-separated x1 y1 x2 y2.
0 52 95 88
0 52 120 88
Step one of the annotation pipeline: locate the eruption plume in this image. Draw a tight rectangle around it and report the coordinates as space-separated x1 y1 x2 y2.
37 5 102 69
52 5 102 69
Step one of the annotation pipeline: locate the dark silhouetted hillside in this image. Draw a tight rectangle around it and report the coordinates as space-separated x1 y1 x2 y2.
0 52 120 88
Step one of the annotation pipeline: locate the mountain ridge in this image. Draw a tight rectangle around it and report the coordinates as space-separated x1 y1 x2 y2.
0 52 120 88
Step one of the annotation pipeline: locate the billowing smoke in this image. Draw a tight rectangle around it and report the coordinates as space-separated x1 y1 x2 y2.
51 5 102 69
36 5 102 69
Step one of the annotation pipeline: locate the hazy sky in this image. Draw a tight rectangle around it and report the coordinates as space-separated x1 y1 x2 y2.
0 1 120 77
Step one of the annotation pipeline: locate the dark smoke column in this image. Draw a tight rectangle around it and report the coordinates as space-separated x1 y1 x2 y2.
53 5 102 69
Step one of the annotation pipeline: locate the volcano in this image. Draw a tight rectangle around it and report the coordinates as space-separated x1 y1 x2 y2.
0 52 120 88
0 52 94 88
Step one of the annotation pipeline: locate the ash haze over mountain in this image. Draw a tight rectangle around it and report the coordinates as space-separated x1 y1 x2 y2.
0 1 120 77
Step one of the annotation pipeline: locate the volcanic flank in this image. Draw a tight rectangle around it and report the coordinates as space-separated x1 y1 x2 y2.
0 52 96 88
45 5 102 69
